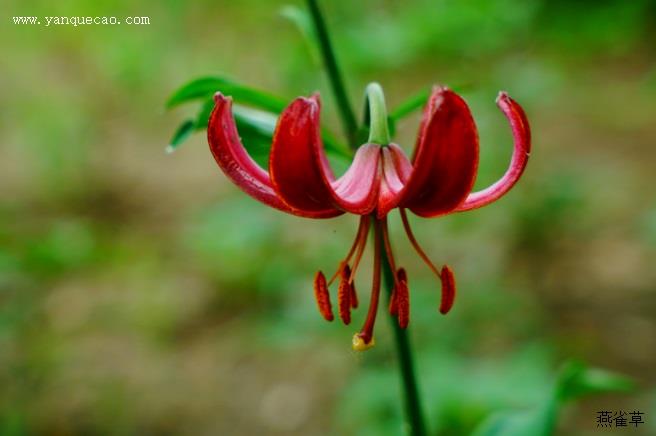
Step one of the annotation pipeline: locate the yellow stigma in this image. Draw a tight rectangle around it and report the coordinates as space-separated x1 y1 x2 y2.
352 333 375 352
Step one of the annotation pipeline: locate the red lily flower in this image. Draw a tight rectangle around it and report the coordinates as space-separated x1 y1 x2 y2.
207 85 530 351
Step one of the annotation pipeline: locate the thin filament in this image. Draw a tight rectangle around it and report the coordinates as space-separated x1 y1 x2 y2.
328 216 370 285
399 208 442 279
380 216 399 286
347 218 371 285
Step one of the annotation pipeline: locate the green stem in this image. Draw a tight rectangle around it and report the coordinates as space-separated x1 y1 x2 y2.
305 1 427 433
380 238 427 436
364 83 391 145
306 0 359 149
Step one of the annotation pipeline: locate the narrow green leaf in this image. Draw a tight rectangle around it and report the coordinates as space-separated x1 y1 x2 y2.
233 106 278 138
280 5 321 65
195 98 216 129
189 98 350 159
389 88 430 121
471 399 557 436
472 361 634 436
166 119 195 153
166 76 288 113
168 76 351 157
388 82 474 123
233 104 350 159
166 77 230 108
556 361 634 401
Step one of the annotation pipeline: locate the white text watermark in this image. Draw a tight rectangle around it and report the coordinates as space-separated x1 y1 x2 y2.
12 16 150 26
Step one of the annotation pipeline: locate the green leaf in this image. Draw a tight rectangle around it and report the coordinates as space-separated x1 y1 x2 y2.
388 82 474 123
472 398 557 436
233 106 278 138
166 77 228 107
167 87 351 157
232 104 350 159
280 5 321 66
389 87 430 121
556 361 634 401
232 106 278 167
471 361 635 436
166 76 287 113
166 119 195 153
194 98 216 129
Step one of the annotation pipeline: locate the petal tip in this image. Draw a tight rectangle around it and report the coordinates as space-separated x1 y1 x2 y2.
309 92 321 104
496 91 510 105
213 92 229 104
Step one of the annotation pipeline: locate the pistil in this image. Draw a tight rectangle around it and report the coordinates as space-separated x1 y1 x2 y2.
352 218 383 351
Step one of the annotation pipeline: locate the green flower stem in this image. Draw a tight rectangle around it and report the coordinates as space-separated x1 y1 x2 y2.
306 1 427 433
306 0 359 148
365 83 391 145
380 234 427 436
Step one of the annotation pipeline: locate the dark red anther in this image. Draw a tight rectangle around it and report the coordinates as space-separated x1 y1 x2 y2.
388 290 398 316
396 268 409 328
439 265 456 314
338 268 352 325
349 270 359 309
397 267 407 283
314 271 334 321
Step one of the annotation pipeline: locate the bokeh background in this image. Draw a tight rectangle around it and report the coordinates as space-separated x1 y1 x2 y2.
2 0 656 435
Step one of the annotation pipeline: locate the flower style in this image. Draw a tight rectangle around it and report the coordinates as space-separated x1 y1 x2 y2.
207 83 530 351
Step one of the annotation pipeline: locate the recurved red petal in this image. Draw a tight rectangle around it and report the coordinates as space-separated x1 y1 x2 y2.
269 95 380 215
455 92 531 211
412 86 443 161
332 144 381 214
400 88 479 217
378 144 412 218
208 93 340 219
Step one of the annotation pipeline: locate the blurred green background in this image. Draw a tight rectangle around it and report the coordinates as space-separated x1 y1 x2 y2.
1 0 656 435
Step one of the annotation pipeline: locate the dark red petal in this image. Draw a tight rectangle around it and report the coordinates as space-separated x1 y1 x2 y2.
208 93 341 219
269 95 380 215
208 94 289 210
378 144 412 218
400 87 479 218
412 86 443 161
455 92 531 211
331 144 381 215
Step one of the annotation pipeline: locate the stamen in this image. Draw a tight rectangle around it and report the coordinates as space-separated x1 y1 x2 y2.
399 209 457 316
337 267 352 325
353 219 382 352
381 216 402 316
348 218 371 285
439 265 456 314
388 290 398 315
314 271 334 321
346 265 359 308
328 216 370 286
396 268 409 328
389 268 406 316
380 216 402 285
399 208 443 280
